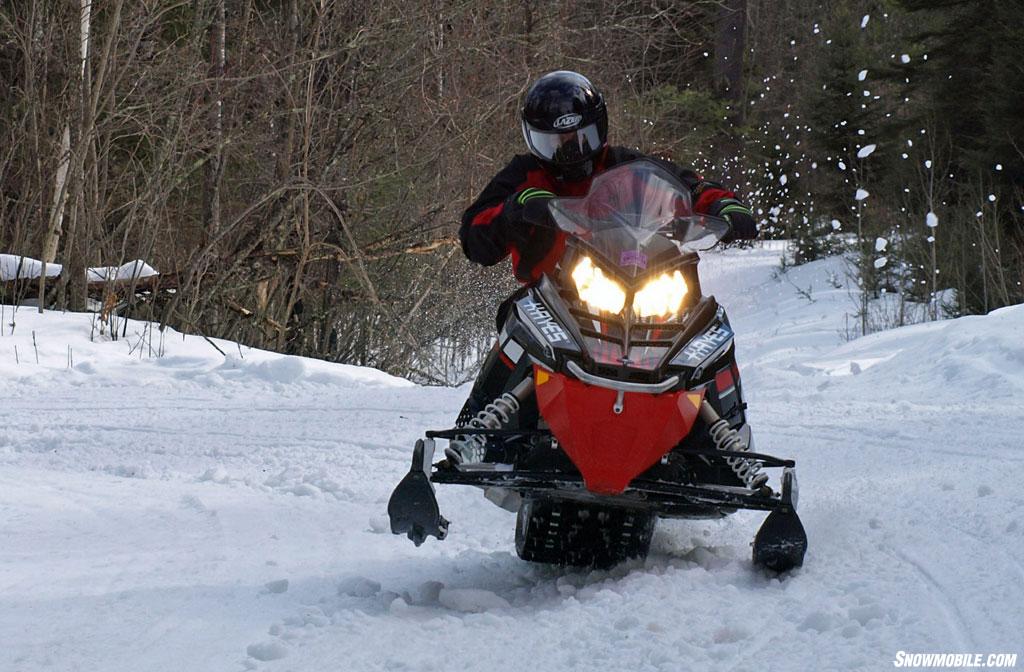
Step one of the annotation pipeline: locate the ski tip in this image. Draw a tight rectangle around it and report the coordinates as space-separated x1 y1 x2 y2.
752 510 808 573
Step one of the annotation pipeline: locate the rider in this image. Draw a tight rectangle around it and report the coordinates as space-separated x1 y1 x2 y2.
456 70 757 429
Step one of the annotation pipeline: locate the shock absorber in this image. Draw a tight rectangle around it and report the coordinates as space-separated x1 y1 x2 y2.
446 377 535 465
699 400 769 491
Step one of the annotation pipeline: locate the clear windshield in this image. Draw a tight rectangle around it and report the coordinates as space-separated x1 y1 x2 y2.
548 160 730 279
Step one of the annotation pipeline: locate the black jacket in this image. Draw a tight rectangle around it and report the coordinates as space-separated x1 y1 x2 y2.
460 147 756 282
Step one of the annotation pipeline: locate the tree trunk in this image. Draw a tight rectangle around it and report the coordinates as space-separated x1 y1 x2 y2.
713 0 746 101
37 124 71 312
203 0 226 237
43 125 71 265
62 0 94 312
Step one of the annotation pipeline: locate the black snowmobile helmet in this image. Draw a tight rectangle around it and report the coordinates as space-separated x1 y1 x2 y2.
521 71 609 181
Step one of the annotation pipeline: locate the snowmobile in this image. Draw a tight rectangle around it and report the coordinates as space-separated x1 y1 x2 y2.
388 160 807 571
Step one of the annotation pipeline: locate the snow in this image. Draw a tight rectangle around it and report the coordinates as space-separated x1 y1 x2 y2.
901 54 911 64
855 188 869 200
875 237 888 252
246 642 288 662
437 587 512 613
780 173 788 185
0 254 61 281
1 254 158 283
338 576 383 598
857 144 876 158
861 14 870 28
926 212 939 228
857 69 868 81
2 244 1023 671
0 307 411 388
263 579 289 594
874 256 888 269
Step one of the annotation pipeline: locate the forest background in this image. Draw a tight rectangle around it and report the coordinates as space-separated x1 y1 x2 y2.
2 0 1021 383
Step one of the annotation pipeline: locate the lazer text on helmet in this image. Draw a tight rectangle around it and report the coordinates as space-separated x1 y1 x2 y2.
553 113 582 130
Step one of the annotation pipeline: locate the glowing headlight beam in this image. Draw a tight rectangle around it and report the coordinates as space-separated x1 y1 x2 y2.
633 270 688 318
571 257 626 314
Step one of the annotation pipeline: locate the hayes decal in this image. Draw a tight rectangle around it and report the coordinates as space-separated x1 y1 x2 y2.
680 323 733 364
521 300 569 344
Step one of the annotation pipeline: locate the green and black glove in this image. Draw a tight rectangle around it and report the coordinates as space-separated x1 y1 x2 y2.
502 188 559 281
500 188 556 247
713 199 757 243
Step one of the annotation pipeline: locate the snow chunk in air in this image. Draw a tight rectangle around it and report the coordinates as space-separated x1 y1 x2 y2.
855 189 870 201
857 144 877 158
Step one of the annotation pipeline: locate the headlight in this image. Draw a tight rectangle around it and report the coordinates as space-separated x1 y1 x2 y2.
633 270 688 318
572 256 626 314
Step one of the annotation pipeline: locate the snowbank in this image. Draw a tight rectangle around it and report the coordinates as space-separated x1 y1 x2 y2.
0 254 61 281
1 253 159 283
0 304 412 389
803 303 1024 400
86 260 159 282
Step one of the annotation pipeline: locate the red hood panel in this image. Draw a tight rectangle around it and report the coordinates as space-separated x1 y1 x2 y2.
534 367 703 494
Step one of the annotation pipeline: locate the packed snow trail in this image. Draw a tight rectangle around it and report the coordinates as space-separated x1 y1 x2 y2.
1 243 1021 671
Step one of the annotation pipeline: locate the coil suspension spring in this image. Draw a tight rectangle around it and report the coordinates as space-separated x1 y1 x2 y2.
446 392 521 464
703 405 769 490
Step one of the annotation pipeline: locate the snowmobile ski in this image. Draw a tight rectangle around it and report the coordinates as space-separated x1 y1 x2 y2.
387 439 448 546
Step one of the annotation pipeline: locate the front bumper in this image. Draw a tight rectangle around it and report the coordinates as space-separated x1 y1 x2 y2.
387 428 799 546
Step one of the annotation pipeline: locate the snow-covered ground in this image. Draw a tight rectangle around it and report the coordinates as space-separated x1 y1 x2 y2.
1 243 1021 671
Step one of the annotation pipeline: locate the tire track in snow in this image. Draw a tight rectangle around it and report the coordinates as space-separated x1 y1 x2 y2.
946 520 1024 600
888 547 977 651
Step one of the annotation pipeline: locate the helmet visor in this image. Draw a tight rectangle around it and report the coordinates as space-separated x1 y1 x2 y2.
523 121 604 165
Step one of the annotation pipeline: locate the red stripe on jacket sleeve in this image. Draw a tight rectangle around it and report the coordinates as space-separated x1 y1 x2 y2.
472 202 504 226
694 187 735 214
